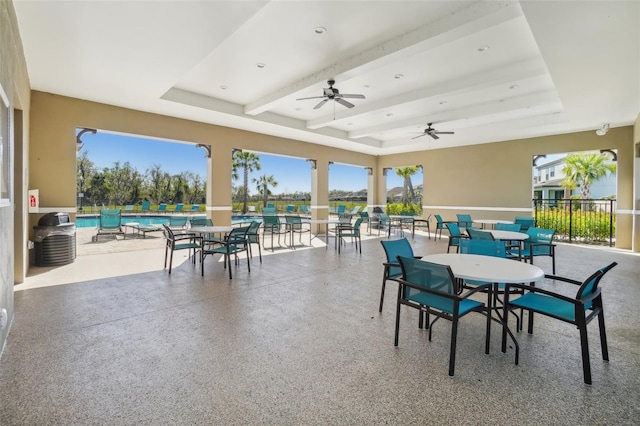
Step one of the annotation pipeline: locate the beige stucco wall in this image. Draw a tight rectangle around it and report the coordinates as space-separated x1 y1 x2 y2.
380 126 635 249
28 92 378 227
29 90 637 252
1 0 31 350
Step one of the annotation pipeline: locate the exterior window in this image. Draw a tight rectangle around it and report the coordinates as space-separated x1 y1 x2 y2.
550 169 555 178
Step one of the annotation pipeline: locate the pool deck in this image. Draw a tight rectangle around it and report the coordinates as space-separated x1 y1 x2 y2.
21 220 378 290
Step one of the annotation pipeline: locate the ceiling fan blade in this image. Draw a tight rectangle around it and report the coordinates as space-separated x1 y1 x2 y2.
297 96 326 101
430 133 440 140
434 131 455 135
313 99 329 109
335 98 355 108
411 133 428 140
340 94 365 99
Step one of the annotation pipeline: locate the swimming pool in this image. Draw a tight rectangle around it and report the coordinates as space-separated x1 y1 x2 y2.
75 215 262 228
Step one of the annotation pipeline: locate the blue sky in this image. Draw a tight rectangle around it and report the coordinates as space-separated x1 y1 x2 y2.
79 131 419 193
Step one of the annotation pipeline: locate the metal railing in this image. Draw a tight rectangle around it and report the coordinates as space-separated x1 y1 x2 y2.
533 198 616 246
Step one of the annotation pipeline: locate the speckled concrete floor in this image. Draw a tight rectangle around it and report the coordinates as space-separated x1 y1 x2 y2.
1 233 639 425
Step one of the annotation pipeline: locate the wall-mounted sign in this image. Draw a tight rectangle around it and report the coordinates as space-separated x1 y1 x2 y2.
28 189 39 213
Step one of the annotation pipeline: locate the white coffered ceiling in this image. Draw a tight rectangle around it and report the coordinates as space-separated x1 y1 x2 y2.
13 1 639 155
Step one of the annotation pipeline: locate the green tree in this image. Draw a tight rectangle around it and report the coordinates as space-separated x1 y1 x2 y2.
76 151 96 210
186 172 206 204
88 172 108 206
395 166 419 205
253 174 278 207
145 164 172 204
172 172 189 204
232 151 261 213
105 161 142 206
562 152 616 199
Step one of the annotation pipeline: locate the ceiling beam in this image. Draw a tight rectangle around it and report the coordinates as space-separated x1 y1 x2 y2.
243 0 524 116
353 90 562 140
308 59 548 130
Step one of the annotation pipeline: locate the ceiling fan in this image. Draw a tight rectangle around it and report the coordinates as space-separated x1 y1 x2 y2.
412 123 455 140
296 79 365 109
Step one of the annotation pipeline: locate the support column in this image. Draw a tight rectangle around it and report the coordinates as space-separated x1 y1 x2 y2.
310 158 329 221
365 167 374 214
207 145 233 225
376 167 391 212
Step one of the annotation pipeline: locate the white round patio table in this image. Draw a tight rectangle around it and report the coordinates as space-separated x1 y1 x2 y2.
421 253 543 283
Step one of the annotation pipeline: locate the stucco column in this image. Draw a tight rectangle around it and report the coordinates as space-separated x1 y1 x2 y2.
208 146 233 225
375 167 390 212
311 159 329 221
366 167 375 214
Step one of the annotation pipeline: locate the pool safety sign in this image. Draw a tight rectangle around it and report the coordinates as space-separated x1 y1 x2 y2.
28 189 39 213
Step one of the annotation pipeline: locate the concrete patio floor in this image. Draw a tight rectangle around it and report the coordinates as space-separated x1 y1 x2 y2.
3 228 640 424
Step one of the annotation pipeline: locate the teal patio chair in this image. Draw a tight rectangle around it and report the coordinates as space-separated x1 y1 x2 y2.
379 238 421 312
286 204 295 214
190 218 224 248
434 214 455 240
514 216 535 232
349 206 361 215
190 204 200 212
262 207 277 216
412 214 431 239
444 222 467 253
495 223 521 232
396 256 490 377
495 222 522 252
189 216 209 227
379 212 403 237
467 228 494 240
360 211 370 233
169 216 188 230
141 200 151 213
336 218 362 254
96 209 125 240
201 226 250 279
298 204 310 215
285 215 310 248
262 214 286 251
157 203 167 213
162 224 202 274
502 262 617 384
399 213 414 235
459 238 523 329
511 227 557 273
172 203 184 214
336 205 346 214
246 220 262 262
456 213 476 230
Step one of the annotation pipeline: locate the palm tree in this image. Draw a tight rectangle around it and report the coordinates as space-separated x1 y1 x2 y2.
232 151 261 213
561 152 616 199
395 166 419 205
253 174 278 207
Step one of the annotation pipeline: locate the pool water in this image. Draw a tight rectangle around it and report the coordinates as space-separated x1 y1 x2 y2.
75 215 261 228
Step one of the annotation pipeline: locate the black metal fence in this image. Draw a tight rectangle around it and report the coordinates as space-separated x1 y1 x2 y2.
533 198 616 246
